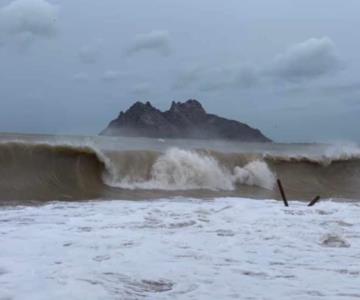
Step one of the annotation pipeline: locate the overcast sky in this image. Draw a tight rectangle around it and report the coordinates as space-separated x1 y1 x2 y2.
0 0 359 142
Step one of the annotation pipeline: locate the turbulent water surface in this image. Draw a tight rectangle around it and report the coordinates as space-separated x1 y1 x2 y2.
1 198 360 299
0 133 359 299
0 133 360 203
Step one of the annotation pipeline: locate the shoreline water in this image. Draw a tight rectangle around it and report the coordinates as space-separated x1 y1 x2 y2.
1 133 359 299
1 197 359 299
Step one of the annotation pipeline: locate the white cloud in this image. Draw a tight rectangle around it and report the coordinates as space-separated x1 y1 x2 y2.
0 0 58 44
266 37 342 81
127 30 171 56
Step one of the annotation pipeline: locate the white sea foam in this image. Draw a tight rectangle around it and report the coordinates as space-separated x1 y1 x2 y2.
263 142 360 165
324 142 360 161
117 148 276 190
233 160 276 190
1 198 359 300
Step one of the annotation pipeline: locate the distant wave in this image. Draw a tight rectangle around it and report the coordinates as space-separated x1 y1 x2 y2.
264 143 360 165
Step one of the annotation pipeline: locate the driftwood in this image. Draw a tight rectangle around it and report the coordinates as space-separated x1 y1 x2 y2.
277 179 289 207
277 178 321 207
308 196 321 207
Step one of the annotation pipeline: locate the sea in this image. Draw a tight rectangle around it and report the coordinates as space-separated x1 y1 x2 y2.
0 133 359 299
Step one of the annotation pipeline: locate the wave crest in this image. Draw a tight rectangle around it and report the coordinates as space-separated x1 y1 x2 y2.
114 148 276 191
0 141 359 202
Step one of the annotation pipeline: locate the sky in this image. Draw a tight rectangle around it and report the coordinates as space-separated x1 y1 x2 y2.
0 0 359 142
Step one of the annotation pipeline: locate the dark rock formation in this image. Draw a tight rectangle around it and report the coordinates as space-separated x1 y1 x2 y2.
100 99 272 142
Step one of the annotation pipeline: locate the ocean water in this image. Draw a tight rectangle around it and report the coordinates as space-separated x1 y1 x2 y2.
1 198 359 299
0 133 360 202
0 133 359 299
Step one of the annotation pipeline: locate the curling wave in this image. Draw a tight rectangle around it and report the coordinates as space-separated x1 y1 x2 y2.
0 142 110 202
113 148 276 191
0 141 360 203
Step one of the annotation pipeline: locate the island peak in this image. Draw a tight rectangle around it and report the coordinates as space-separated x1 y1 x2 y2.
101 99 271 142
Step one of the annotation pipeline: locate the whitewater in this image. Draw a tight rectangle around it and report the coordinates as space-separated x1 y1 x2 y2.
0 134 359 299
1 198 360 299
1 134 360 202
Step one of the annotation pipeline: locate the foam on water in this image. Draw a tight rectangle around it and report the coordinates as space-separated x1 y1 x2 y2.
1 198 359 300
116 148 276 191
233 160 276 190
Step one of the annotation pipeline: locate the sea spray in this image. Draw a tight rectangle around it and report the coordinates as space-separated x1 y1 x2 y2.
233 160 276 190
117 148 276 191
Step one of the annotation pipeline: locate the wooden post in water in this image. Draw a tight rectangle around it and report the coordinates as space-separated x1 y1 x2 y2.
308 196 321 207
277 179 289 207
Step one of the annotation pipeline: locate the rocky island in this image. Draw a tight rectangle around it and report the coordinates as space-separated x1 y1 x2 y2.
100 99 271 142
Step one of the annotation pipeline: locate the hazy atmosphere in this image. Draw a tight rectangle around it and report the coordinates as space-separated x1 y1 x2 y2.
1 0 359 142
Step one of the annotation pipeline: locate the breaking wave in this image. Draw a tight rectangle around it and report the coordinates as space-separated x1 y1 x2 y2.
265 143 360 165
0 141 360 203
0 141 113 202
114 148 276 190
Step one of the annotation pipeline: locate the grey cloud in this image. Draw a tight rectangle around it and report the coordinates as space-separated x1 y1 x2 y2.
265 37 342 82
100 70 122 82
173 66 205 90
198 66 236 92
233 66 259 89
9 32 34 50
72 72 90 82
283 81 360 96
127 30 171 56
321 82 360 94
282 81 360 109
78 43 102 64
130 83 151 95
174 64 260 92
0 0 58 44
174 37 343 92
